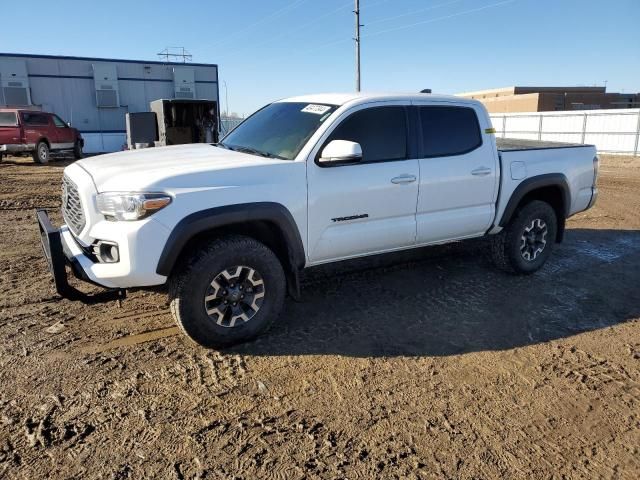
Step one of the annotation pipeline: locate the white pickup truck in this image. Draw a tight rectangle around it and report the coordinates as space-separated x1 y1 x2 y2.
37 93 598 347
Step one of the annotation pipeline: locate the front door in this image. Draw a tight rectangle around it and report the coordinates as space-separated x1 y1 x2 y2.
413 102 499 244
307 104 419 264
51 114 75 149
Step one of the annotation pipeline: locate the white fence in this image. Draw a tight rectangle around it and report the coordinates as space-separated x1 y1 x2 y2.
490 108 640 155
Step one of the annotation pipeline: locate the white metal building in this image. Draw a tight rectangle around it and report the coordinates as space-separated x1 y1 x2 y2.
0 53 219 153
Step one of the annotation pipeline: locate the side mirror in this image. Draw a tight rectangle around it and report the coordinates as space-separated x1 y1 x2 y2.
319 140 362 165
67 122 71 127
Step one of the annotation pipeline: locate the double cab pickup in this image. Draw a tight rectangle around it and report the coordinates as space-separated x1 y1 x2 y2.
36 93 598 347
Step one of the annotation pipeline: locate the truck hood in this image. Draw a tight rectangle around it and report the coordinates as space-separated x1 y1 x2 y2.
76 143 282 191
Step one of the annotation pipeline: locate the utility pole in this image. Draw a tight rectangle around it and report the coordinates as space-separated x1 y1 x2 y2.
354 0 361 92
222 80 229 117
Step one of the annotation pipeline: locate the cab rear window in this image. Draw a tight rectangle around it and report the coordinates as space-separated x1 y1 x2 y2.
0 112 18 127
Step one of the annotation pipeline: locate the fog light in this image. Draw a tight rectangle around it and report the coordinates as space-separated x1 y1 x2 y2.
95 241 119 263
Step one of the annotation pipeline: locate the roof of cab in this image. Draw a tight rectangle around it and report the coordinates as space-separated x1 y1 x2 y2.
277 92 478 107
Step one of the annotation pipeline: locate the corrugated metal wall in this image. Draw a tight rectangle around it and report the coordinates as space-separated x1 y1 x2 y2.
0 54 218 153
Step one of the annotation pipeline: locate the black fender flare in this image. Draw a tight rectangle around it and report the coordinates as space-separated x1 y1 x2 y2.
156 202 306 296
498 173 570 238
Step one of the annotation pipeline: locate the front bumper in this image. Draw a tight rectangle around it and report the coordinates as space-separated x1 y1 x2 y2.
36 209 125 303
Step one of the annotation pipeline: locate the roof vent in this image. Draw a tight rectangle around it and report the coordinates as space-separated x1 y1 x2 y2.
173 67 196 99
0 59 31 106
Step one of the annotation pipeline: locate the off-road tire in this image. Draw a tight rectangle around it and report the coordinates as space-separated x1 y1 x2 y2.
73 141 83 160
33 141 49 164
491 200 558 274
169 235 286 348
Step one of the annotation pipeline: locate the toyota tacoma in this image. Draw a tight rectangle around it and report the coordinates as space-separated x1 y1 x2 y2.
37 93 598 347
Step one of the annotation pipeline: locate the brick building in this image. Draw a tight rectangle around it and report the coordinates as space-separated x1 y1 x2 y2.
457 86 639 113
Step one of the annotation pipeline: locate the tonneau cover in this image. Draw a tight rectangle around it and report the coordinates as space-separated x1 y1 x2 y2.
497 138 592 151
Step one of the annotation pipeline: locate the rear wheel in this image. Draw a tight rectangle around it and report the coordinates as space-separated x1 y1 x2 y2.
33 141 49 164
491 200 558 274
169 235 286 348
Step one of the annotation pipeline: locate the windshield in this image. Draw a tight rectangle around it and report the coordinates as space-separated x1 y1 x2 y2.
220 102 338 160
0 112 18 127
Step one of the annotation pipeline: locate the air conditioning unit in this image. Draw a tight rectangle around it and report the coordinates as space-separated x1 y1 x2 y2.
0 59 31 106
173 67 195 99
92 63 120 108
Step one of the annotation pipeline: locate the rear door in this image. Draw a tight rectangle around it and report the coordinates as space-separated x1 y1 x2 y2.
51 114 75 148
20 112 52 147
0 111 20 145
413 102 499 244
307 103 420 263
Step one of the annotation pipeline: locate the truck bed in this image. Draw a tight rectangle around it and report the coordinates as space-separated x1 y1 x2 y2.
497 138 592 152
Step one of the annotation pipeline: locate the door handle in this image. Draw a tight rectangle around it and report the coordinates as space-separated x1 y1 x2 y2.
471 167 492 176
391 174 417 184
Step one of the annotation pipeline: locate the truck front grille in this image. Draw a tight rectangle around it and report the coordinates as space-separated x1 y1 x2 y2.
61 175 85 235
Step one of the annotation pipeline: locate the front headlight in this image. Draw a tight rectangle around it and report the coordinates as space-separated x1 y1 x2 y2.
96 192 171 221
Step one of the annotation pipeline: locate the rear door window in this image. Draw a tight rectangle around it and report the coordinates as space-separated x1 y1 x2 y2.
418 106 482 157
326 106 407 163
0 112 18 126
22 113 50 126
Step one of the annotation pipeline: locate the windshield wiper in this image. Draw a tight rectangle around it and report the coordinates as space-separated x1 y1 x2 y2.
230 145 286 160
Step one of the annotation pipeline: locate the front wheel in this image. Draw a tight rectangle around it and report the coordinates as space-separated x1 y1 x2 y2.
169 235 286 348
491 200 558 274
73 141 83 159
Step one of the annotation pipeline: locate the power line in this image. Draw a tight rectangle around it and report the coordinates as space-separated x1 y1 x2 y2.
238 0 518 79
220 1 354 58
206 0 311 50
295 0 516 57
363 0 516 38
290 0 395 55
219 0 395 59
365 0 465 26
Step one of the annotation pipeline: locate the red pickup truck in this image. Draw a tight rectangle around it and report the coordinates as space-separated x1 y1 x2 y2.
0 108 84 164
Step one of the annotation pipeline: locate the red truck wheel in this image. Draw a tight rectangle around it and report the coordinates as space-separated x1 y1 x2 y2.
33 141 49 164
73 141 83 160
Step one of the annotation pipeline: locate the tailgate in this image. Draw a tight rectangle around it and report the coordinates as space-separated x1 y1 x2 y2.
0 126 21 145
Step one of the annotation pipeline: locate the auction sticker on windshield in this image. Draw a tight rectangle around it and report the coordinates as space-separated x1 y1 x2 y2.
301 104 331 115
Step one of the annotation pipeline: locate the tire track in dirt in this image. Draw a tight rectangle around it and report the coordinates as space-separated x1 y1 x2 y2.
80 326 180 354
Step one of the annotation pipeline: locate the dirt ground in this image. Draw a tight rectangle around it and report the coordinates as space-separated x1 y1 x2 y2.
0 153 639 479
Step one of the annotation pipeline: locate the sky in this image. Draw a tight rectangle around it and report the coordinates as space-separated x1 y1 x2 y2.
2 0 639 115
